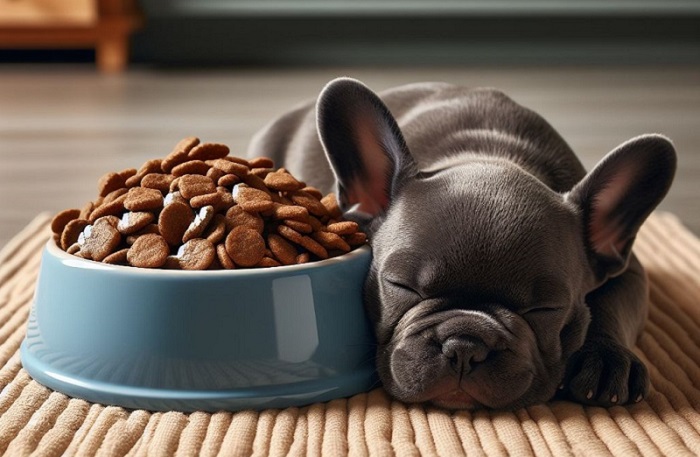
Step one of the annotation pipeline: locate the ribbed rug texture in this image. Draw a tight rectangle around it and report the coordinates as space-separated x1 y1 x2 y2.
0 212 699 456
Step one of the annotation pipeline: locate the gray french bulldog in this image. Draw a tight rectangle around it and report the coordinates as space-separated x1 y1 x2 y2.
248 78 676 410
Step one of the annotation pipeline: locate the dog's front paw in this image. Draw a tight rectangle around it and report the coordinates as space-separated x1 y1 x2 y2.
560 338 649 406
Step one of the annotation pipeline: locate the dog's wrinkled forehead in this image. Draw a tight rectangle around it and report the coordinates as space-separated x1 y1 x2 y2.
372 161 582 297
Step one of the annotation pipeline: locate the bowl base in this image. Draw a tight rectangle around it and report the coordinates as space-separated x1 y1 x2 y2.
21 340 378 412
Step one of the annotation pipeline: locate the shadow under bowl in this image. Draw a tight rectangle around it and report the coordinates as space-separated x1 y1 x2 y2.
20 240 376 412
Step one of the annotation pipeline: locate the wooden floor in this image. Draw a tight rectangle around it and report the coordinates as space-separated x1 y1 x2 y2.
0 65 698 248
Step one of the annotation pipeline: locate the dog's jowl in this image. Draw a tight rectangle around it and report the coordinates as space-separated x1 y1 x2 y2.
249 78 677 410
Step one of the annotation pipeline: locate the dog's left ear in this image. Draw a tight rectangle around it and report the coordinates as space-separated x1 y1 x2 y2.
316 77 417 227
567 134 677 280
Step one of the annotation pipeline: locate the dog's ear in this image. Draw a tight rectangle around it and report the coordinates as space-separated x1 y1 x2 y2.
567 134 676 280
316 78 417 227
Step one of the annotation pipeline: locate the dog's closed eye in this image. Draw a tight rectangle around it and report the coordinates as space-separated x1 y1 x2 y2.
385 278 426 300
521 305 564 316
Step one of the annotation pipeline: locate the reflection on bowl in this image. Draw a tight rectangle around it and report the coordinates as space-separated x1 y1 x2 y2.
21 240 376 412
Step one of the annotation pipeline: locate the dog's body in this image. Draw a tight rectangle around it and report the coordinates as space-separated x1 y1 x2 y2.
248 79 676 410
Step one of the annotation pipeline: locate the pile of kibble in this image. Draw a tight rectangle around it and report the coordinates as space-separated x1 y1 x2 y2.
51 137 367 270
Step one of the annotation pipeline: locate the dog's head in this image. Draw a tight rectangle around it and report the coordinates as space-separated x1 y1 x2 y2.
316 78 676 409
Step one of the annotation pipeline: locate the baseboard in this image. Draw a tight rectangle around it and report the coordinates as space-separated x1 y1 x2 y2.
131 13 700 66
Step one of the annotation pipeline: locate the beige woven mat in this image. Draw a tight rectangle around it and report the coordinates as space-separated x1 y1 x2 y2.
0 212 699 456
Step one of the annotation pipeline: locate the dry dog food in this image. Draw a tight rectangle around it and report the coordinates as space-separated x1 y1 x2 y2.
51 137 367 269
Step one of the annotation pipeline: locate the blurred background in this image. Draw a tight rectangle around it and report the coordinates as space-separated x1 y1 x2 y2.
1 0 699 248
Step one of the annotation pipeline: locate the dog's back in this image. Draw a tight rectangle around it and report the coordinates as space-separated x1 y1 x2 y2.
248 82 586 193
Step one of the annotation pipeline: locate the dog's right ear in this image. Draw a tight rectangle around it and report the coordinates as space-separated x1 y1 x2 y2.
566 134 677 281
316 78 417 227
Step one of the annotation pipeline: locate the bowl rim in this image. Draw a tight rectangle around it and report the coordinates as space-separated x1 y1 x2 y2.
45 239 371 277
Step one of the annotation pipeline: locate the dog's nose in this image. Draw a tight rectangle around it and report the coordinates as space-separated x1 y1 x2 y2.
441 336 490 375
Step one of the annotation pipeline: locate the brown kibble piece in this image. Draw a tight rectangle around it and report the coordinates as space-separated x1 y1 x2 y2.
345 232 368 246
216 243 236 269
117 211 155 235
126 159 163 187
179 174 216 199
61 218 90 250
127 234 169 268
126 224 160 244
218 173 240 188
271 203 309 222
242 173 271 194
240 199 274 213
139 159 163 176
248 157 275 168
225 205 264 233
160 150 189 173
250 168 274 178
296 252 310 264
159 201 195 245
177 238 215 270
98 172 128 197
256 257 281 268
119 168 138 181
225 226 266 267
172 160 210 177
141 173 174 193
268 233 298 265
283 219 313 234
301 186 324 200
173 136 200 155
217 187 235 211
204 214 227 244
211 159 249 178
264 170 303 191
190 192 223 210
224 156 250 166
321 193 343 219
300 236 328 259
79 201 94 220
98 215 120 228
162 137 199 173
313 231 351 252
277 224 304 244
103 248 129 265
163 191 187 207
289 190 328 217
67 243 81 255
188 143 230 161
162 149 190 174
207 166 226 183
124 187 164 211
163 256 182 270
183 205 215 242
51 208 81 235
80 217 122 261
103 188 128 204
232 184 266 202
124 175 141 188
308 216 325 232
89 194 127 222
232 184 274 213
326 221 359 235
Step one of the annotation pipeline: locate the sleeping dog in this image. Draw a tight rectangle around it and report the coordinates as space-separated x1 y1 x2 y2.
248 78 676 410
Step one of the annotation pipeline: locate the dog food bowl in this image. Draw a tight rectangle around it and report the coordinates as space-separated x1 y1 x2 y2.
20 240 375 412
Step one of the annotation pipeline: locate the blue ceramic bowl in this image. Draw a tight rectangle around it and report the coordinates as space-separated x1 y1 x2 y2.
21 240 376 412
